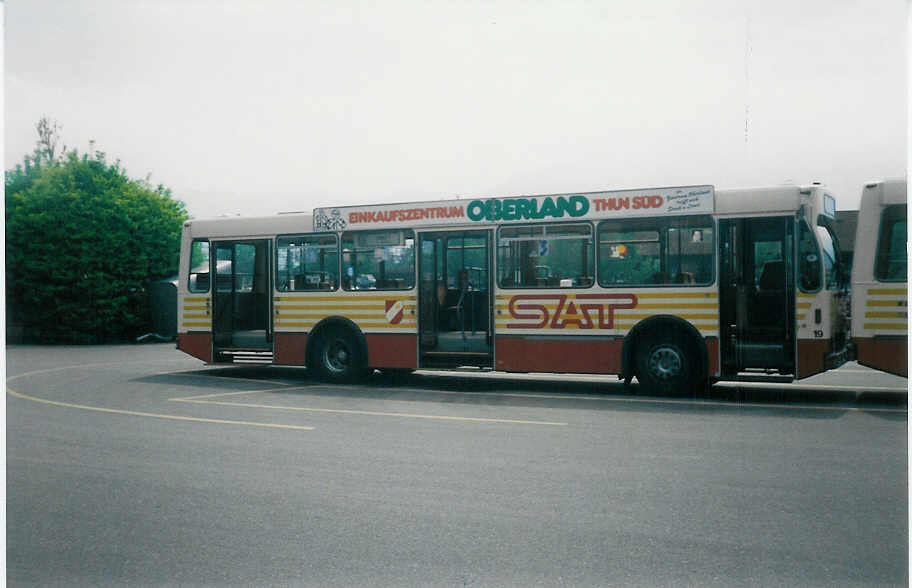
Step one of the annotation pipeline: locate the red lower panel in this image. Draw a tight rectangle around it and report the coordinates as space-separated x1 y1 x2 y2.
797 339 828 378
274 333 308 366
496 337 623 374
856 337 908 377
366 334 417 369
706 337 720 377
177 333 211 363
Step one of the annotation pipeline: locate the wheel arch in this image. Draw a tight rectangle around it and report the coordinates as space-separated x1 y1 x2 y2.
621 314 709 383
305 316 368 369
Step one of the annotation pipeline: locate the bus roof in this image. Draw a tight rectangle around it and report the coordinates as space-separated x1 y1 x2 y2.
862 178 907 206
184 183 837 237
714 184 832 217
184 212 313 239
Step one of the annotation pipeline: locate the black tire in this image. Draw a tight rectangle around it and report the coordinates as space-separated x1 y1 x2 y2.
635 332 701 397
312 328 365 383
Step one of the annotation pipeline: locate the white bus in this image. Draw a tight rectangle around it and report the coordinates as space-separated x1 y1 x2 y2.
851 179 907 377
177 183 850 395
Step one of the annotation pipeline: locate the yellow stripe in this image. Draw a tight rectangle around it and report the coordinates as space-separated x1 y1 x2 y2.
616 322 717 329
184 297 209 302
492 326 720 335
868 288 908 295
275 295 415 302
797 302 811 309
865 311 908 319
275 321 415 329
276 303 407 311
631 302 717 309
183 306 208 311
494 291 717 300
182 321 211 328
182 313 210 319
494 302 717 311
627 292 717 299
866 300 908 307
495 318 719 326
797 292 816 299
863 323 908 331
615 313 718 320
276 312 414 320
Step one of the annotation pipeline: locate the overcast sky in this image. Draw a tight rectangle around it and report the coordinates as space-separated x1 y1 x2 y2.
5 1 907 218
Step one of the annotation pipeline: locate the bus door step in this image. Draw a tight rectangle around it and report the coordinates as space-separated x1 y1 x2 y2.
422 351 490 357
721 373 795 384
219 350 274 365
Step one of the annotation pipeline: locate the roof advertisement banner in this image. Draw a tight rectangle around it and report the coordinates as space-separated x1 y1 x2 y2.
314 185 713 231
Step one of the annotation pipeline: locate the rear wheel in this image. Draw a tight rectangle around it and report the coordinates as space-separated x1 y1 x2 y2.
635 332 701 396
313 328 364 383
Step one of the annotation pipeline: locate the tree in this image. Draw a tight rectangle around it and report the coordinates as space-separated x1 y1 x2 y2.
34 117 65 165
6 120 189 343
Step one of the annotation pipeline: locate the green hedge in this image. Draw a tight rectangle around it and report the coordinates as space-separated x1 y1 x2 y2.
6 151 188 343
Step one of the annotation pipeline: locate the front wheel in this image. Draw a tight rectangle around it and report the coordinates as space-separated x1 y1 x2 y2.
635 334 700 396
312 328 365 383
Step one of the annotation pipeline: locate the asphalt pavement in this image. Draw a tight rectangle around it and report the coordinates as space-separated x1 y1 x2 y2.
6 344 908 586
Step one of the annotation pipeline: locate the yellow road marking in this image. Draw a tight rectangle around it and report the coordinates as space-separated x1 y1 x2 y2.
168 387 296 401
7 387 314 431
171 396 568 426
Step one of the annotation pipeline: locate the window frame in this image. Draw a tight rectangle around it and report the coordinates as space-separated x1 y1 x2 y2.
496 221 595 289
596 215 715 288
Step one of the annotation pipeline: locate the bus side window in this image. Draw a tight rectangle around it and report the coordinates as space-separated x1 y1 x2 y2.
188 240 210 293
497 223 593 288
341 230 415 291
276 234 339 292
875 204 907 282
598 217 712 287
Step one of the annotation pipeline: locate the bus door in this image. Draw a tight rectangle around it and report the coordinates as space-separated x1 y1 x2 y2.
418 230 493 368
719 217 795 374
212 240 272 360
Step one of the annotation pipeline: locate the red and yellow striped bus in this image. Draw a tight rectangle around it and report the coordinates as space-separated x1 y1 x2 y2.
851 179 907 377
177 183 850 394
